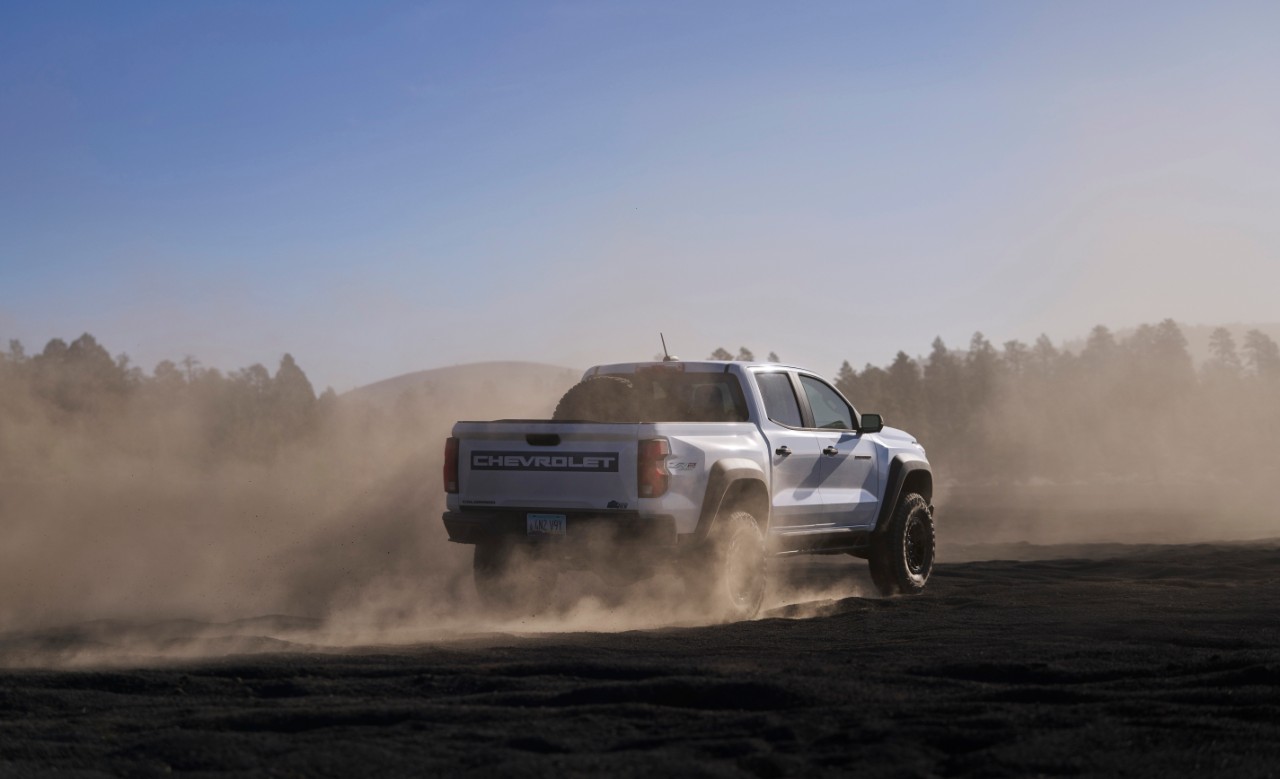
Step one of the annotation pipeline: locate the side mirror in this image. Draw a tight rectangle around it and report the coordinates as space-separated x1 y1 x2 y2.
859 413 883 434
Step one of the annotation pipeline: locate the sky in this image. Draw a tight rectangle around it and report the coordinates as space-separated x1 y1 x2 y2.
2 1 1278 391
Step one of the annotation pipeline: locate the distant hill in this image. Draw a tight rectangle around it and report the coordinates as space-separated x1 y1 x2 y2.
342 361 584 421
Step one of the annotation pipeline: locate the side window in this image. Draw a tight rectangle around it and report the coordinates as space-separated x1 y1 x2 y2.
755 372 803 427
799 375 854 430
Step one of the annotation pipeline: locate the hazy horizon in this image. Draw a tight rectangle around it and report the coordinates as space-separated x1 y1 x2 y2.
3 1 1278 391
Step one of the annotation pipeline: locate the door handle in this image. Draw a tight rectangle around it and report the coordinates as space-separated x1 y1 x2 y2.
775 446 792 456
823 446 839 456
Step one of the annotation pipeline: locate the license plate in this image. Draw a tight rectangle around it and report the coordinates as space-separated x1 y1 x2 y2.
527 513 567 536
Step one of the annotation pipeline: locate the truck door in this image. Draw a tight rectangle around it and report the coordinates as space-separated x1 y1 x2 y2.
753 371 826 528
796 374 880 528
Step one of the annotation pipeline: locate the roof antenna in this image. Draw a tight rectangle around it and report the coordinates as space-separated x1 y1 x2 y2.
660 333 679 362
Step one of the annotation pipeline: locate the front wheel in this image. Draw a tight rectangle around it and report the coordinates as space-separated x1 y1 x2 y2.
868 493 935 596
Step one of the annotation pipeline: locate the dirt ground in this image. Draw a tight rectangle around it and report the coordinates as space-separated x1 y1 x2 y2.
2 540 1279 778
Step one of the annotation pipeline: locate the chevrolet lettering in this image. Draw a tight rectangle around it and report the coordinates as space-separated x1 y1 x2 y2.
470 451 619 472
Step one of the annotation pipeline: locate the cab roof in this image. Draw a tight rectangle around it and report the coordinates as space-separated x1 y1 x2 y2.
586 360 808 377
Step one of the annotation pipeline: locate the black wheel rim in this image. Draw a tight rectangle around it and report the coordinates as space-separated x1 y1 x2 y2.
904 514 930 575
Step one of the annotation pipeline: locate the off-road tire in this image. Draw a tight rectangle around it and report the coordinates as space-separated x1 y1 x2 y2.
552 376 637 422
868 493 934 596
473 541 558 614
683 510 767 622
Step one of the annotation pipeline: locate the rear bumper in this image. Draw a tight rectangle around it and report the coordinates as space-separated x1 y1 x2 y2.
442 509 678 547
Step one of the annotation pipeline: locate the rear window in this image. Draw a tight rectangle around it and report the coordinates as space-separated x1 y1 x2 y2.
755 372 803 427
597 372 749 422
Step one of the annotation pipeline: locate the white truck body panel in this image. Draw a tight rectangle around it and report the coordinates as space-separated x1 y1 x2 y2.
442 361 930 553
449 420 765 535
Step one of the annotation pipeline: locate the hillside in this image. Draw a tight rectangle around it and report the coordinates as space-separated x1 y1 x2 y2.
341 361 584 420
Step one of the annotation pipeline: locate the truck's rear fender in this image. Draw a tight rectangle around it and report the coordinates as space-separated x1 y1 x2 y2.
873 456 933 535
693 458 770 539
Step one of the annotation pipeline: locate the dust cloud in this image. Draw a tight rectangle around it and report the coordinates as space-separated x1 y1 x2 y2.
0 359 560 663
0 355 857 668
837 320 1280 551
2 321 1278 667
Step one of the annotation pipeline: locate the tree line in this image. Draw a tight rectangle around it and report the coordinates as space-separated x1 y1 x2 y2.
5 320 1277 484
0 333 333 462
711 320 1280 483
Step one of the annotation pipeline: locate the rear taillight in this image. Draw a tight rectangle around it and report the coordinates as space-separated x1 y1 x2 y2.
443 436 459 494
638 438 670 498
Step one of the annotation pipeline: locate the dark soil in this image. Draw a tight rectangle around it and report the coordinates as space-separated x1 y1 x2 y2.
3 542 1279 777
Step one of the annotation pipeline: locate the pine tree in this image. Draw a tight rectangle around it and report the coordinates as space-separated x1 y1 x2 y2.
835 361 857 399
273 353 318 441
1001 340 1029 376
883 351 923 435
7 340 25 363
1030 334 1059 375
966 332 999 409
1243 330 1280 380
1081 325 1118 368
1152 319 1195 388
1205 327 1242 378
854 363 888 415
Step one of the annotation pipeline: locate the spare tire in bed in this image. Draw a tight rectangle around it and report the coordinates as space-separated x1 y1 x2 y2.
552 376 638 422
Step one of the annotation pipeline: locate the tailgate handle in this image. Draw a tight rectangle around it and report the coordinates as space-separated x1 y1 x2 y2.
526 434 561 446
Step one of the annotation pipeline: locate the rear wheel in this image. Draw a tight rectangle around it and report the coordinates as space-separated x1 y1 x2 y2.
868 493 934 596
683 510 766 621
473 541 558 614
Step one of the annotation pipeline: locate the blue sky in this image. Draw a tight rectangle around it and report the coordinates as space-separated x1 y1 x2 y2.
2 1 1277 390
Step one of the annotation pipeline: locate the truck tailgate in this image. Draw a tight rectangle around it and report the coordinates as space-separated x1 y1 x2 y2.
454 422 639 511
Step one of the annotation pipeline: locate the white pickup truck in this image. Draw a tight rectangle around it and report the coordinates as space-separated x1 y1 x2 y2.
442 360 934 619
